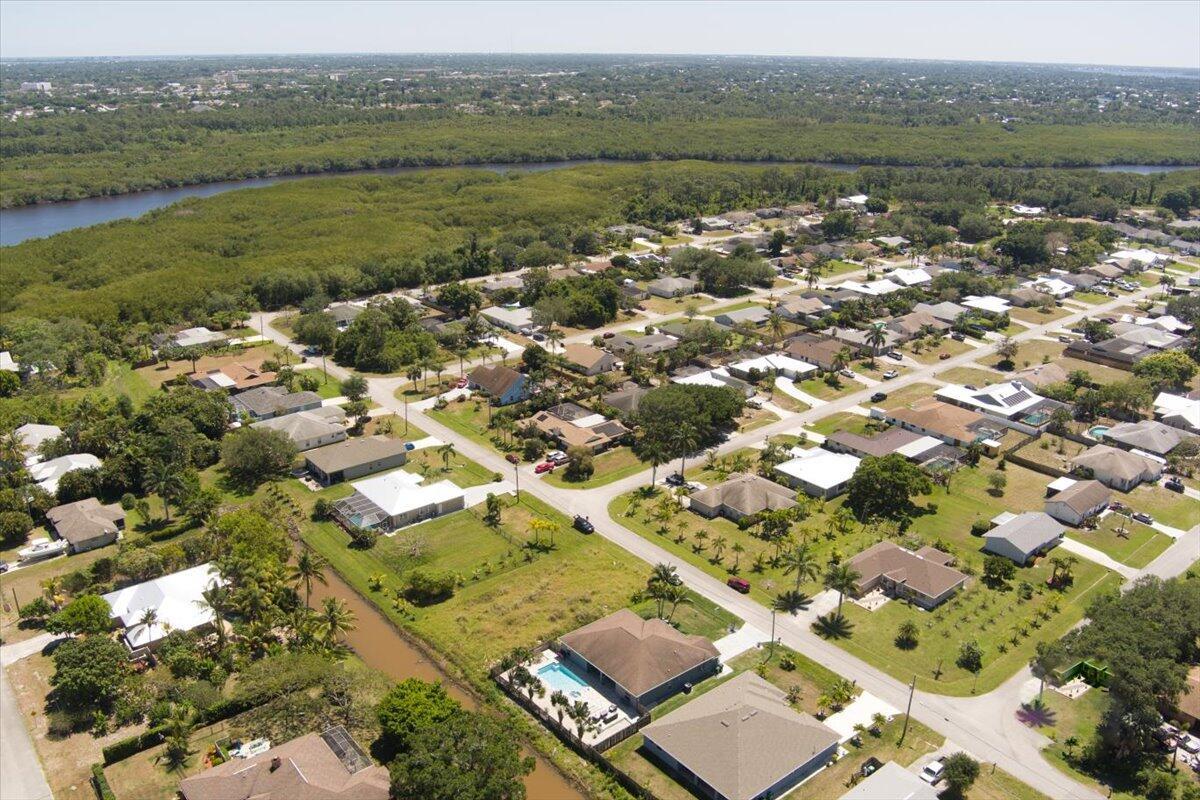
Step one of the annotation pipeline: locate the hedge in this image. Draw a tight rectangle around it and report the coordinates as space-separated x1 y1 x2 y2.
90 763 116 800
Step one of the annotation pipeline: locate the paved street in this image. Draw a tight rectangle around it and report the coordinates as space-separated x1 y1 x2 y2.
247 275 1199 800
1 634 61 800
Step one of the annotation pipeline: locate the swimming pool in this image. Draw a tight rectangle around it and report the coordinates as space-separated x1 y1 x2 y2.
537 661 590 695
1088 425 1110 441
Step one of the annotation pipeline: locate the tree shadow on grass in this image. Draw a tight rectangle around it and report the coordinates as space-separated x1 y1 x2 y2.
1016 701 1058 728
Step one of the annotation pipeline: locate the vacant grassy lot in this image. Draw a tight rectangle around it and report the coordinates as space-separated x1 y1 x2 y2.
1009 305 1073 324
1014 435 1089 473
1126 483 1199 530
794 374 860 401
809 411 877 438
875 382 942 411
57 360 158 407
836 555 1120 695
981 340 1064 370
904 337 974 364
426 395 512 453
542 446 648 490
938 366 1006 386
1067 515 1172 568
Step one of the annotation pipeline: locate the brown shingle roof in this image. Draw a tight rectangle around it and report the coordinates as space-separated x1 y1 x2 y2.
304 435 407 475
179 729 389 800
1047 480 1111 517
825 428 923 458
560 609 718 698
643 672 838 800
562 343 613 371
887 399 989 444
689 473 798 517
785 335 845 370
46 498 124 547
467 364 523 398
847 542 968 601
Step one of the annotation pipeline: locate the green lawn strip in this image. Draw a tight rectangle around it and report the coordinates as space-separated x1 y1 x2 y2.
904 338 974 365
980 339 1064 369
401 446 498 488
834 563 1122 696
938 366 1006 386
1126 484 1199 530
542 446 649 490
1070 292 1109 305
631 589 740 641
795 375 857 401
310 375 345 399
426 399 512 454
875 382 941 411
824 260 863 277
1009 306 1072 324
700 299 765 315
810 411 876 438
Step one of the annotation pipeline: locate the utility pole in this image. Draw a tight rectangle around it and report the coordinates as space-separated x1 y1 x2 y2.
404 400 409 436
514 462 520 500
769 608 776 658
899 675 916 744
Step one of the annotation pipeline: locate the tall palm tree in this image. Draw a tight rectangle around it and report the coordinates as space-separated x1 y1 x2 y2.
162 702 197 771
824 562 861 615
865 323 887 368
144 462 185 522
711 535 728 563
438 442 456 471
662 583 691 624
769 312 786 345
641 437 670 490
196 584 231 652
730 542 746 573
316 596 357 649
782 544 820 591
672 422 699 479
290 550 328 608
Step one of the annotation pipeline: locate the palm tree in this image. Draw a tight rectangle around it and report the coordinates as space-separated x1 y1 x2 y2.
824 562 861 615
730 542 746 573
693 529 709 552
161 703 197 771
662 583 691 624
438 442 456 471
769 312 786 345
550 690 569 726
196 584 231 652
641 438 670 489
290 550 329 608
137 607 159 639
419 356 439 390
144 462 185 522
782 544 820 591
285 606 318 651
865 323 888 368
711 535 728 563
406 366 422 393
316 597 357 649
568 700 594 741
774 589 812 615
649 563 679 590
672 422 700 479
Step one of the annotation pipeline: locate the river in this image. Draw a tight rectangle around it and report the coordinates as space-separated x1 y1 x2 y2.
308 567 585 800
3 159 1193 247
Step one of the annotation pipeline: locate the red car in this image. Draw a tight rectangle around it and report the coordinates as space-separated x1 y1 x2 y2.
456 377 469 388
534 462 555 474
505 453 520 465
726 577 751 594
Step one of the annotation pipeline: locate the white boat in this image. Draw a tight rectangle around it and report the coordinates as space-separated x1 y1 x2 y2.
18 537 68 563
230 738 271 759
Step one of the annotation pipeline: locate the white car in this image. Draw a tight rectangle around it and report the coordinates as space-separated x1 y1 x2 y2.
920 759 945 784
1179 732 1200 754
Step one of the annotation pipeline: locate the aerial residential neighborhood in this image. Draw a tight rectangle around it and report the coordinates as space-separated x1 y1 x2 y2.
1 7 1199 800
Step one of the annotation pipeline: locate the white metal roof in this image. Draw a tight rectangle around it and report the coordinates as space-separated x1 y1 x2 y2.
962 295 1012 315
103 563 223 649
729 354 818 378
890 268 931 286
30 453 101 494
936 381 1046 417
775 450 860 490
895 435 943 459
351 470 464 517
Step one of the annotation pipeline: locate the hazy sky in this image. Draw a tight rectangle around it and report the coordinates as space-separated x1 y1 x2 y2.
2 0 1198 68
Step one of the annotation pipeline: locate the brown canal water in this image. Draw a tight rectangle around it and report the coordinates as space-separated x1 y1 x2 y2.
309 568 585 800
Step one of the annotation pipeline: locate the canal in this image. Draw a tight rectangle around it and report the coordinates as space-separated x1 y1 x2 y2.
308 567 585 800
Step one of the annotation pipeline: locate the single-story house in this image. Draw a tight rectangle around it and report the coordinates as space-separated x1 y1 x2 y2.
689 473 798 521
773 296 831 324
648 276 699 298
874 236 912 252
605 332 679 357
1175 667 1200 729
305 435 409 486
479 276 525 296
1005 287 1046 308
332 471 464 531
179 727 390 800
1011 204 1045 215
838 194 869 209
913 301 967 326
822 428 942 463
326 301 367 329
1085 264 1125 281
961 295 1012 318
671 366 756 397
785 334 847 371
231 386 323 421
846 542 968 610
1103 419 1191 456
824 325 901 355
103 563 224 651
480 305 535 333
1024 276 1075 299
30 453 101 495
1066 331 1184 370
1014 362 1070 390
889 268 931 288
253 407 347 451
935 381 1060 424
1108 248 1168 268
726 353 818 381
187 362 277 393
524 403 631 453
15 422 61 464
1154 391 1200 433
840 279 904 297
559 608 719 709
774 449 861 499
838 761 940 800
1071 445 1163 491
562 343 619 376
1062 273 1101 291
602 383 650 416
641 671 840 800
887 310 950 341
1044 479 1111 526
159 326 228 349
46 498 125 553
714 306 771 328
984 512 1065 565
884 399 1002 452
467 364 529 406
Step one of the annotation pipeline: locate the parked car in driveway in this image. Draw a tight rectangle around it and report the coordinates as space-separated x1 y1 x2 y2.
840 368 855 378
920 758 945 784
1165 477 1185 493
886 351 903 361
1178 732 1200 754
726 577 751 594
534 461 555 474
456 376 469 388
665 472 686 487
870 392 888 403
1132 512 1154 525
951 332 965 342
547 450 569 465
882 370 899 379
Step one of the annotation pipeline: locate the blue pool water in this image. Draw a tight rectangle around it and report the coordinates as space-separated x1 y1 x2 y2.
537 662 589 694
1088 425 1110 440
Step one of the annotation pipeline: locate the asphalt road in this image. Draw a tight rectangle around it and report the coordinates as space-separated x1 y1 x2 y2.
0 634 60 800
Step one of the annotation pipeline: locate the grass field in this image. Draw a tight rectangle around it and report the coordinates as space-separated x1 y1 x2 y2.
875 382 941 411
794 374 860 401
541 446 648 489
426 396 511 453
809 411 877 438
1009 305 1073 324
1067 516 1172 568
981 340 1064 370
905 338 975 365
938 366 1006 386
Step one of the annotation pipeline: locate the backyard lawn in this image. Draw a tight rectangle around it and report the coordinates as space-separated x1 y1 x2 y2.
542 446 648 490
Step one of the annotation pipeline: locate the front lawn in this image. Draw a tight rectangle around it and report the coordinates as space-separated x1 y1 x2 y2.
1010 305 1073 324
1067 515 1172 568
1126 483 1200 530
875 382 941 411
426 396 512 454
794 375 859 401
401 444 498 488
938 366 1007 386
542 446 648 490
810 411 877 438
980 340 1064 370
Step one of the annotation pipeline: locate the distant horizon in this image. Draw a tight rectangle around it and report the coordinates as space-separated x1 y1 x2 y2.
2 51 1198 74
2 1 1198 69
